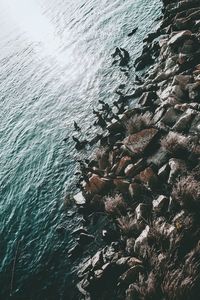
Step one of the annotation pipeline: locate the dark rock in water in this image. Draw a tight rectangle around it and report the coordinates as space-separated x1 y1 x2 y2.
127 27 138 37
134 52 154 71
78 233 95 246
111 47 121 58
68 243 83 259
72 136 88 150
74 121 81 131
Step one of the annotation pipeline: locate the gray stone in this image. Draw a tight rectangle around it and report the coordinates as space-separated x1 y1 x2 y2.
153 195 169 212
134 225 150 256
173 108 196 132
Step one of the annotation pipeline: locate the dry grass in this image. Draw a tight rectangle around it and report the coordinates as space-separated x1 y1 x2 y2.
125 112 153 135
104 194 127 216
172 176 200 211
117 215 139 237
160 132 189 157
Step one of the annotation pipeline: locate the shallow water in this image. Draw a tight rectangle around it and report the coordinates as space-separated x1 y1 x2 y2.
0 0 161 299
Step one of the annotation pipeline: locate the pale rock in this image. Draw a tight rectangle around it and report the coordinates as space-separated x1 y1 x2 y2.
134 225 150 256
153 195 169 212
74 192 86 205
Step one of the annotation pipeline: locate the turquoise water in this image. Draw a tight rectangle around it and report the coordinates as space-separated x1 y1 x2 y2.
0 0 161 299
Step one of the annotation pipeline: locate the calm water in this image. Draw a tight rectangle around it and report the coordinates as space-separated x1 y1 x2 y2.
0 0 161 299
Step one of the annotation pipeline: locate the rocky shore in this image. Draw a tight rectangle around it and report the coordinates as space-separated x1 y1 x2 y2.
69 0 200 299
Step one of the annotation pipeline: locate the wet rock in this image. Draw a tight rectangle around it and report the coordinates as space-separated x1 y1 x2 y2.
123 128 158 157
74 192 87 206
138 91 156 106
134 225 150 256
77 279 90 297
153 195 169 212
134 52 154 71
68 243 83 259
92 250 104 269
78 233 95 246
118 265 143 287
127 27 138 37
116 257 130 267
78 258 92 278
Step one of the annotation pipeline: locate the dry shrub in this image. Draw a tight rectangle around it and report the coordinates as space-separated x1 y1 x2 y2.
105 194 127 216
160 132 189 156
172 176 200 211
117 215 139 237
125 112 153 135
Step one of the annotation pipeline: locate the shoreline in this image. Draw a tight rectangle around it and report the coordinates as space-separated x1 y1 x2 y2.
70 0 200 299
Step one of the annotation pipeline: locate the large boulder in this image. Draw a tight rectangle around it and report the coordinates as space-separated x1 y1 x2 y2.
123 128 158 157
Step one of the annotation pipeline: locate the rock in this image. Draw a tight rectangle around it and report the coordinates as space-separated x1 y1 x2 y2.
153 195 169 212
116 257 130 267
85 175 110 194
168 30 192 51
94 269 104 279
74 192 87 206
78 258 92 278
78 233 95 246
127 257 142 268
113 178 130 194
68 243 83 259
160 107 181 126
92 250 104 269
125 159 146 177
172 108 196 132
154 218 176 238
77 279 90 297
139 167 159 189
134 225 150 256
187 82 200 101
118 265 143 287
123 128 158 157
129 182 145 198
158 163 170 181
147 147 169 168
138 91 156 106
135 203 149 222
168 158 187 184
134 52 154 71
189 113 200 133
115 156 132 176
126 238 135 255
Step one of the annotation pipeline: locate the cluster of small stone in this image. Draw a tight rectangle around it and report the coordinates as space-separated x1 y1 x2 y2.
72 0 200 299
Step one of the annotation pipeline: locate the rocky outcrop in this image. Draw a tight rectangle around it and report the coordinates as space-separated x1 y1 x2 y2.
69 1 200 299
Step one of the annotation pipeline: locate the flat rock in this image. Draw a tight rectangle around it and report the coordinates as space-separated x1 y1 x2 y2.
123 128 158 157
85 174 110 194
